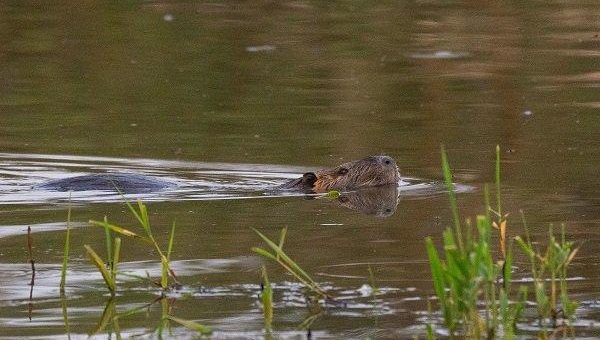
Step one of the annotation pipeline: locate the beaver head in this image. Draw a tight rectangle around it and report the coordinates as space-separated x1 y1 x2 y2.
312 155 400 192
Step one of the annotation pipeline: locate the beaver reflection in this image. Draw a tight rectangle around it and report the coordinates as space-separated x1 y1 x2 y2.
334 184 399 218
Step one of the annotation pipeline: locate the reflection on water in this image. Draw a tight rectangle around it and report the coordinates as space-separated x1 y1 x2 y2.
336 185 399 218
0 0 599 338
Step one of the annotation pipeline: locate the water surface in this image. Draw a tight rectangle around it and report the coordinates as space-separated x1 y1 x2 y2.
0 0 599 338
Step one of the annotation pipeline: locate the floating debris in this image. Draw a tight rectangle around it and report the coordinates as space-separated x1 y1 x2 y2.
408 50 470 60
245 45 276 53
522 110 533 116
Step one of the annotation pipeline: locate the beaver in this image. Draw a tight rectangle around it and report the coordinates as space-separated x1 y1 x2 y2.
36 155 399 194
280 155 400 192
35 173 176 194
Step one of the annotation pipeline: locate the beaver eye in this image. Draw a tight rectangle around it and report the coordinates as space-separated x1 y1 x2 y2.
337 168 349 175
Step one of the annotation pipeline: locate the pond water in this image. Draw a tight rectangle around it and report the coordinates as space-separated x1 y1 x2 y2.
1 0 599 338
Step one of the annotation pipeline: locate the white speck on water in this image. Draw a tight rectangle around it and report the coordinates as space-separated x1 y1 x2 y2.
522 110 533 116
245 45 276 53
163 14 174 22
409 50 470 59
130 123 138 127
357 284 373 297
320 223 344 226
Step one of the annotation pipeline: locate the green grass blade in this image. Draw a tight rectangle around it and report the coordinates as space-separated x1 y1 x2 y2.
278 227 287 251
160 255 169 289
166 315 212 335
167 221 176 262
123 199 145 228
253 228 317 286
60 211 71 293
138 200 152 234
252 229 328 297
60 293 71 339
112 237 121 287
261 266 273 328
495 145 501 218
503 241 513 292
103 216 112 265
426 237 451 327
60 198 72 294
251 247 278 261
514 236 535 259
89 220 142 239
440 145 463 251
84 245 115 293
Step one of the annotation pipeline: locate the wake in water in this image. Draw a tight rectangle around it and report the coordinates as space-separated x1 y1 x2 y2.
0 153 471 206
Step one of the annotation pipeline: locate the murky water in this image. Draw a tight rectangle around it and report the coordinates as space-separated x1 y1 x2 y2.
1 0 599 338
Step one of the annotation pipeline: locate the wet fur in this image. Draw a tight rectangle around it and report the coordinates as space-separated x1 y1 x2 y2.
281 155 400 192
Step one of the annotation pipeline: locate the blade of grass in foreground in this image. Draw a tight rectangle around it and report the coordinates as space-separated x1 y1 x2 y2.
261 266 273 329
60 204 72 294
166 315 212 335
252 228 328 297
84 245 115 294
440 145 463 251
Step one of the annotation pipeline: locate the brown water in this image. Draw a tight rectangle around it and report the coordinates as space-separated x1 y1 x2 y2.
1 1 599 338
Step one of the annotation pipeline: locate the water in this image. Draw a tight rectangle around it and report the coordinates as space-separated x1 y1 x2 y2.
1 0 599 338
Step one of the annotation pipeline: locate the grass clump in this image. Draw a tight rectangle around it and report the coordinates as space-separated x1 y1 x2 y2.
426 146 578 338
515 217 579 325
89 200 179 290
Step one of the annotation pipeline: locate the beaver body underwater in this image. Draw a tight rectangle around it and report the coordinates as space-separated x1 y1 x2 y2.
279 155 400 192
36 173 176 194
36 155 399 194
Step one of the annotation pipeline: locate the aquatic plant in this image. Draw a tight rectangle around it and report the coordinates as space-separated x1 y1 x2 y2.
252 227 330 299
26 225 35 321
260 265 274 330
89 200 179 290
425 145 580 338
515 216 579 325
60 205 72 294
165 314 212 335
83 231 121 295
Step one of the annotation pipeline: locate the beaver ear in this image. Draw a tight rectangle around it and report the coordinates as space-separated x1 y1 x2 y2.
336 167 349 176
302 172 317 186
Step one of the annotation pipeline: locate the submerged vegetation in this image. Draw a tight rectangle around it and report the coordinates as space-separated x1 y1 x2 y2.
425 146 579 338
